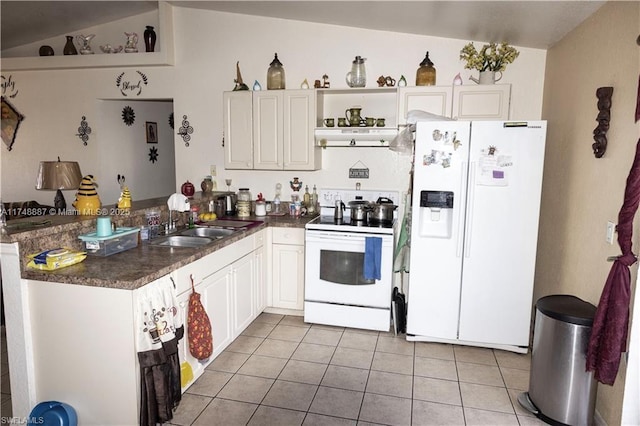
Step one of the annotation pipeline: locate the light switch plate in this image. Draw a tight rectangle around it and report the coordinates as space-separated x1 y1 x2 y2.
606 221 615 244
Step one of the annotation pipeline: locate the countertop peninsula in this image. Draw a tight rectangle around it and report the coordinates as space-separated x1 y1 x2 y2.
1 193 315 290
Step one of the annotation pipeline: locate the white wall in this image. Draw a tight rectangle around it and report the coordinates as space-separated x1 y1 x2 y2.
0 5 547 207
95 99 175 204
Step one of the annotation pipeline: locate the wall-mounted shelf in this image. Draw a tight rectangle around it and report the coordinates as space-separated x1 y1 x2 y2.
1 1 174 71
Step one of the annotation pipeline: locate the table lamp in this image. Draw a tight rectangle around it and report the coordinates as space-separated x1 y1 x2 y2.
35 157 82 212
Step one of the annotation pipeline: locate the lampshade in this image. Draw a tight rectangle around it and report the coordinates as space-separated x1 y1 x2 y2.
36 159 82 190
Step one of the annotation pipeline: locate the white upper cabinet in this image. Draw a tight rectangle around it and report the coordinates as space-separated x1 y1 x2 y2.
223 91 253 169
396 84 511 122
283 90 319 170
397 86 453 125
451 85 511 120
225 90 320 170
253 91 283 170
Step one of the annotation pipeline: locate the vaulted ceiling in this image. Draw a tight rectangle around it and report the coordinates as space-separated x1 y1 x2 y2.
1 1 606 52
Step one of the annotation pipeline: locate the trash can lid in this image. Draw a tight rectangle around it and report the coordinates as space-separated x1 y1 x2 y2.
536 294 597 326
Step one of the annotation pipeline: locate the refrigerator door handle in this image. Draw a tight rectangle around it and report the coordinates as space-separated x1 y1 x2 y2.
456 162 467 258
464 162 476 258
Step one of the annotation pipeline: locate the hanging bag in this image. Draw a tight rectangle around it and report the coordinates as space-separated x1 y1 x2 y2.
187 274 213 360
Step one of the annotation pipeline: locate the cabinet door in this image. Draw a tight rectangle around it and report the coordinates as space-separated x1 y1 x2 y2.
397 86 452 125
254 245 267 314
231 253 255 336
284 90 319 170
451 84 511 120
199 268 233 359
272 243 305 310
223 91 253 169
253 91 283 170
176 289 206 390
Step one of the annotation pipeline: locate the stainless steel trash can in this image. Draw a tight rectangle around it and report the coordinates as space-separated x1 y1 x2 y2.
518 295 597 426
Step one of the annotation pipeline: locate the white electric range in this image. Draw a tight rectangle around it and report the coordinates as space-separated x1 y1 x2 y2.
304 189 399 331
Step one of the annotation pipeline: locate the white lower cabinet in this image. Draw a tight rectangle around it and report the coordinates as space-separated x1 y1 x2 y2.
271 227 305 310
176 230 265 390
231 252 255 335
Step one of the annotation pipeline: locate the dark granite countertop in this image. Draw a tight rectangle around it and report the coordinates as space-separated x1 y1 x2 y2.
2 194 316 290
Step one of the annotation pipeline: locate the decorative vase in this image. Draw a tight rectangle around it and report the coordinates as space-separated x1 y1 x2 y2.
201 176 213 193
39 45 54 56
143 26 156 52
63 36 78 55
124 32 139 53
76 34 95 55
470 70 503 85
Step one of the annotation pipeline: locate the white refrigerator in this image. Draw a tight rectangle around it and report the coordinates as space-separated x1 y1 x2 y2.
406 120 547 353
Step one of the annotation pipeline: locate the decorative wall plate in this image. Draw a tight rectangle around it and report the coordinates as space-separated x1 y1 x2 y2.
149 146 158 163
122 106 135 126
76 115 91 145
1 96 25 151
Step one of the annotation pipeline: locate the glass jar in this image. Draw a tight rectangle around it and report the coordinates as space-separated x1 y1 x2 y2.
267 53 286 90
416 51 436 86
238 188 251 202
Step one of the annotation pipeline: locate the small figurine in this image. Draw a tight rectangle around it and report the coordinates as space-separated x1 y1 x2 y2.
398 75 407 87
314 79 322 89
290 177 302 192
300 79 309 89
233 61 249 91
73 175 102 215
322 74 330 88
253 80 262 91
377 75 386 87
124 32 138 53
453 73 463 86
117 186 132 209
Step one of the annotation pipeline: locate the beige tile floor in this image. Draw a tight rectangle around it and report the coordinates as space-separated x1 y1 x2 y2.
169 314 547 426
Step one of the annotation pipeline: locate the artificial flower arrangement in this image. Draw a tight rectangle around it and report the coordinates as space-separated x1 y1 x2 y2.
459 42 520 72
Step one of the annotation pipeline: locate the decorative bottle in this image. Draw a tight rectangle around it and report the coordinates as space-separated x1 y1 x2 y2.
63 36 78 55
143 26 156 52
416 51 436 86
303 185 310 207
267 53 285 90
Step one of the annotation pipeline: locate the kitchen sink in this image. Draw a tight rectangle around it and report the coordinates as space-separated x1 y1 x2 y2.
149 235 214 248
204 219 260 229
178 227 235 238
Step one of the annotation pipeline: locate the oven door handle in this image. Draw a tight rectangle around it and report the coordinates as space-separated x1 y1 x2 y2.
306 232 392 243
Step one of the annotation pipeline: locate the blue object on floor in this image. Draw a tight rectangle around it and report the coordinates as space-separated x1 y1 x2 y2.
28 401 77 426
364 236 382 280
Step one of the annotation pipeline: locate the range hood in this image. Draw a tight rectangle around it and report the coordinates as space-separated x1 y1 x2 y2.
315 127 398 147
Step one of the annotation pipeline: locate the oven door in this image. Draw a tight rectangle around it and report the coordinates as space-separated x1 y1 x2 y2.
305 230 394 308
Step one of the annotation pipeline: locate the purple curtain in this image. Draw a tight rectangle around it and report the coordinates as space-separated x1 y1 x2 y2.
635 74 640 122
586 138 640 385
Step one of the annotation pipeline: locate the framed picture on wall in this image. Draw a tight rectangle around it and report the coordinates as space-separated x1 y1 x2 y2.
145 121 158 144
1 96 25 151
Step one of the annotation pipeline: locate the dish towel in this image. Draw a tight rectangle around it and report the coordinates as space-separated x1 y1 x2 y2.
586 138 640 385
364 237 382 281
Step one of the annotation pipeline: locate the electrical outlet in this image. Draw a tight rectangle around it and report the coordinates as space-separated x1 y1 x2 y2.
606 221 616 245
210 165 217 177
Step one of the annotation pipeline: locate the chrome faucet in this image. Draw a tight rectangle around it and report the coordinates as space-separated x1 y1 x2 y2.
166 193 191 234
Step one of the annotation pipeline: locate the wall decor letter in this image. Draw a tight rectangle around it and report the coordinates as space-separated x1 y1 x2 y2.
592 86 613 158
115 70 149 97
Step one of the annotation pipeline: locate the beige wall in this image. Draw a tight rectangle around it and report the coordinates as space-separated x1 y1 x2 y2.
537 2 640 424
